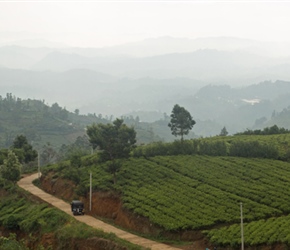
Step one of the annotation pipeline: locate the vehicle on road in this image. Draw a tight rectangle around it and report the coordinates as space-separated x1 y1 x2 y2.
71 200 85 215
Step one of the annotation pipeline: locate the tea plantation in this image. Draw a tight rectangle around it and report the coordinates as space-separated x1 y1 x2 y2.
39 133 290 247
45 149 290 247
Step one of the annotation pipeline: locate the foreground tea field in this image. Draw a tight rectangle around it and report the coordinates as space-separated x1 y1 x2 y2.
116 156 290 229
56 154 290 246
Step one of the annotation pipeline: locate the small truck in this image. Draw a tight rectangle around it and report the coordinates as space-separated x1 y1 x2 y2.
71 200 85 215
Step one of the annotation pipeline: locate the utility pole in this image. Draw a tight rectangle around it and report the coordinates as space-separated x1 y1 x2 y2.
89 172 92 211
240 202 244 250
37 150 41 179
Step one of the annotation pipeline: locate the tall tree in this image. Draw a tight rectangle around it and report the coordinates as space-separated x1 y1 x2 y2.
219 126 229 136
168 104 196 141
86 119 136 161
87 119 136 184
0 150 22 183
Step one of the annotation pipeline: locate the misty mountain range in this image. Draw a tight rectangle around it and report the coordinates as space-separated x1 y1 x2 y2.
1 36 290 136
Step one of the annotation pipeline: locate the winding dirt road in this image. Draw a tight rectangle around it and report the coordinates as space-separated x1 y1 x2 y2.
17 173 180 250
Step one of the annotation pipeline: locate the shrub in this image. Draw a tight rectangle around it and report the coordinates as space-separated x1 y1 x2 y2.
3 215 21 230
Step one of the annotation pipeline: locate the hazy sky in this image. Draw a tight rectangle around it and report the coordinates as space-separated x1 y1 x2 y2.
1 1 290 47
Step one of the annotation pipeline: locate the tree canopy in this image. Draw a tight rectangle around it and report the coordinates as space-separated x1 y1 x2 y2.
168 104 196 141
11 135 37 164
86 119 136 161
0 150 22 183
219 126 229 136
235 125 290 136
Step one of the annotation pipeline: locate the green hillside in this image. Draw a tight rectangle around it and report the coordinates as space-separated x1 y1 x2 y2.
0 94 161 151
42 136 290 248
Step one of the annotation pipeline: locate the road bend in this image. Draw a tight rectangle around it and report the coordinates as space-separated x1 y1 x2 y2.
17 173 180 250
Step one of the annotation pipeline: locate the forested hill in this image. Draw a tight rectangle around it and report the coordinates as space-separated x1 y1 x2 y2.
0 93 162 149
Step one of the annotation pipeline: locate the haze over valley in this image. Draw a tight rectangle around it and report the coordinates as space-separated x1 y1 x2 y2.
2 2 290 138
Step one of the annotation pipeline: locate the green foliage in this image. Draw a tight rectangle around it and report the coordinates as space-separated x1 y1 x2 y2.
0 194 68 233
62 166 84 185
106 160 122 185
56 223 144 250
118 155 290 234
40 130 290 247
219 126 228 136
0 93 112 150
132 134 290 160
3 215 21 229
87 118 136 161
132 139 228 157
69 150 86 168
236 125 290 135
0 150 22 183
58 135 92 162
11 135 37 164
0 233 28 250
203 214 290 247
19 205 68 233
56 223 99 240
229 140 279 158
0 149 8 165
168 104 196 141
198 140 228 156
75 181 89 197
81 153 100 166
51 154 290 234
132 140 199 157
0 185 143 250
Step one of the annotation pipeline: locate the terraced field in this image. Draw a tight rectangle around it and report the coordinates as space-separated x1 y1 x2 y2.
49 154 290 246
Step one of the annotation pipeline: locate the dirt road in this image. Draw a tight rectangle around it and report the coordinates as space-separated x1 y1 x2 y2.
17 173 181 250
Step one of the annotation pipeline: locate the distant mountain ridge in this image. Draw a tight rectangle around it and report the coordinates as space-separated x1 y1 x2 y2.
2 36 290 136
1 36 290 67
2 36 289 57
1 38 290 87
31 49 286 84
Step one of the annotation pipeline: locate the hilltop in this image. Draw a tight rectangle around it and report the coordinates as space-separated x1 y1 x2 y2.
0 93 163 151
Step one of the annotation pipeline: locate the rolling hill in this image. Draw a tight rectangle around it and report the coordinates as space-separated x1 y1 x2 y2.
39 133 290 248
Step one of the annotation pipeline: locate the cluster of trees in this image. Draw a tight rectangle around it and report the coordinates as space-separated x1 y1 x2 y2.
236 125 290 135
84 104 195 184
0 135 38 183
132 139 279 160
0 93 23 112
86 118 136 184
0 151 22 184
0 93 68 119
